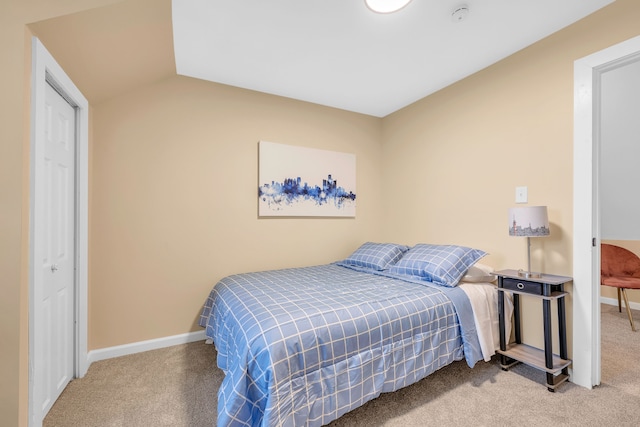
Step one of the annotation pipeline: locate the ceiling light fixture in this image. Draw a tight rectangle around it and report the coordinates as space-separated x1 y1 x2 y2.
365 0 413 14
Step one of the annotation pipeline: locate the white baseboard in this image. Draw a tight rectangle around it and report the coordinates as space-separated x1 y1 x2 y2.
600 295 640 311
87 330 207 366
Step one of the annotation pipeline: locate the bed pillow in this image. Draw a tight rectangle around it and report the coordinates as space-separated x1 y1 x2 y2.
461 263 496 283
341 242 410 271
388 244 487 287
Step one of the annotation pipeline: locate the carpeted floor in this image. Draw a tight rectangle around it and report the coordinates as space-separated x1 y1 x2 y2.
44 304 640 426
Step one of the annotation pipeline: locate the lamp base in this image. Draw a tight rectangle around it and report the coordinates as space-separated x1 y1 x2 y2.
517 269 542 279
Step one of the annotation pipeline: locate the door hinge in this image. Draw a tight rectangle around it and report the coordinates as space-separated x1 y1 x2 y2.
592 237 597 247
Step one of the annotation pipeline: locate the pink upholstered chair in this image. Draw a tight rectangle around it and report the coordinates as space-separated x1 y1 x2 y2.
601 244 640 331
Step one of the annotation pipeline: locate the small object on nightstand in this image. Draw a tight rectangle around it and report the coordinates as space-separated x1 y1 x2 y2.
494 269 572 392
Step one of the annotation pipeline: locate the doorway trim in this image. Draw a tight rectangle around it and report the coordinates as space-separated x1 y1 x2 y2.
573 35 640 389
29 37 89 426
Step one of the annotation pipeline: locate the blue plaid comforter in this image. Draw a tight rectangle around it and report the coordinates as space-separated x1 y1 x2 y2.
199 264 483 427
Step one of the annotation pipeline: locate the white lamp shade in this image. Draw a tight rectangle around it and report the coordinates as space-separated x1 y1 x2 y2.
365 0 413 14
509 206 550 237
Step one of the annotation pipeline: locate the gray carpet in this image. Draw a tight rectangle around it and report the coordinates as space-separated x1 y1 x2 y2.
45 304 640 426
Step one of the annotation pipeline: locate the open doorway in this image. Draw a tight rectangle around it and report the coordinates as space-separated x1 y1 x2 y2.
599 55 640 328
598 56 640 387
573 35 640 390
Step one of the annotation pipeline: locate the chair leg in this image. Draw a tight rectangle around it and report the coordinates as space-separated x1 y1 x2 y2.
617 288 622 312
620 288 636 332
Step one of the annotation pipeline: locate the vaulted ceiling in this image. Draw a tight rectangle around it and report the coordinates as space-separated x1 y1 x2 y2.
30 0 615 117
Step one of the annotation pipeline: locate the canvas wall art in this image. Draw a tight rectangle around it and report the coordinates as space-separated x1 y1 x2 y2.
258 141 356 217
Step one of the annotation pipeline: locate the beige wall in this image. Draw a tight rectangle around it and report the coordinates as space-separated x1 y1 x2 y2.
90 76 383 349
4 0 640 424
0 0 128 424
381 0 640 350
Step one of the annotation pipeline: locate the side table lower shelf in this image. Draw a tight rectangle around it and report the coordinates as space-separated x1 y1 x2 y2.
497 343 571 390
495 270 573 392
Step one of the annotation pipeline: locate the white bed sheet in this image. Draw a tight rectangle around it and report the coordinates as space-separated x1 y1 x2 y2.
459 282 513 362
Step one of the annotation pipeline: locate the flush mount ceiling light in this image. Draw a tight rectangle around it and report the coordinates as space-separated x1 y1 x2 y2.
365 0 413 14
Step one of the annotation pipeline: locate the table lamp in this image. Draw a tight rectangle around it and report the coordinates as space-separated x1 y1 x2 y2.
508 206 550 278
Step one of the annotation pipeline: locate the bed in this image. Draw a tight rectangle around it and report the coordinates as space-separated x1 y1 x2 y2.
199 243 512 427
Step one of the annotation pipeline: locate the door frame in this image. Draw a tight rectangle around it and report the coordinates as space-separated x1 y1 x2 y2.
29 37 89 426
573 35 640 389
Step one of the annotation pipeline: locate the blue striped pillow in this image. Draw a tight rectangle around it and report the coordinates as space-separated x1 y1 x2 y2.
389 244 487 287
341 242 409 271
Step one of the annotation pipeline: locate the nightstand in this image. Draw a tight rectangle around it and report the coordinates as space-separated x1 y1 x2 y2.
494 269 572 392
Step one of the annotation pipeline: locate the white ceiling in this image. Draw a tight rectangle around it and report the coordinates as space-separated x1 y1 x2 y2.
172 0 614 117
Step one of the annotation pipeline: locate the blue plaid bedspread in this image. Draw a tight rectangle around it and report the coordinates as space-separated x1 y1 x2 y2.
199 264 483 427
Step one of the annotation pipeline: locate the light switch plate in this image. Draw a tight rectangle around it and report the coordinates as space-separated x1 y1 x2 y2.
515 186 528 203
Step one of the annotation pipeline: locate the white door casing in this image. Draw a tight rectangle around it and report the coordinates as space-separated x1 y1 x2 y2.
573 35 640 389
30 38 89 427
